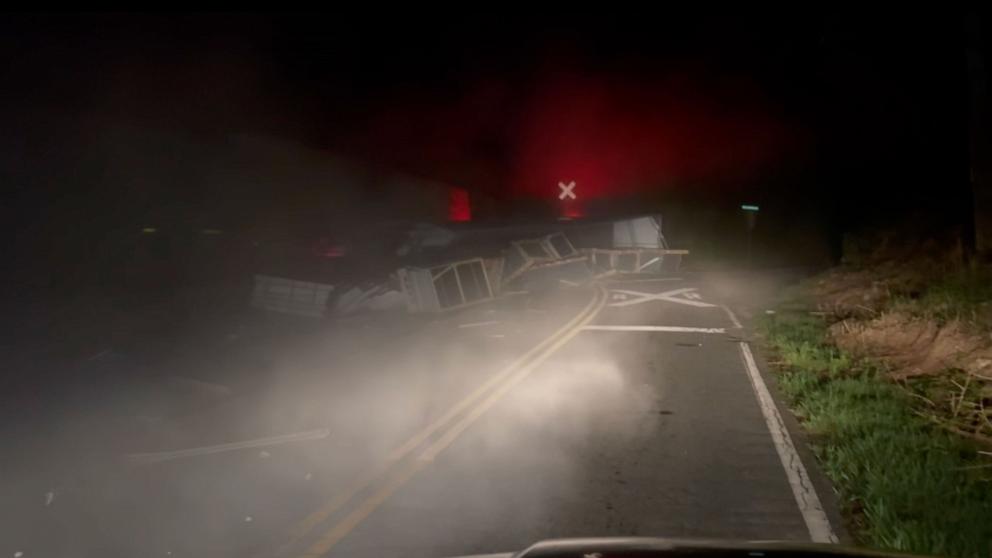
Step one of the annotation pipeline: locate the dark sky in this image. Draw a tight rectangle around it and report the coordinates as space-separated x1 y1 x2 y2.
0 11 976 227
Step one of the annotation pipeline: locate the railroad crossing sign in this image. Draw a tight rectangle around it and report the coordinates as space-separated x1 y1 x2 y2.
558 181 577 200
608 287 715 308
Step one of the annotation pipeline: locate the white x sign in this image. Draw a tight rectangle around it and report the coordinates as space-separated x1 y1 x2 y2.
558 181 577 200
608 287 715 308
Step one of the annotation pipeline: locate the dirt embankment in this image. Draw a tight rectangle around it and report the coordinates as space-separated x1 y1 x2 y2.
809 262 992 443
831 312 992 381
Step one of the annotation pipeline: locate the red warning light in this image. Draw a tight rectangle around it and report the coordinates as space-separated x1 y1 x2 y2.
448 187 471 222
561 204 585 219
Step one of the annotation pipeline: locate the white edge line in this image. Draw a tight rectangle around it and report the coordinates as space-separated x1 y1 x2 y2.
582 325 726 333
722 304 743 328
727 305 837 544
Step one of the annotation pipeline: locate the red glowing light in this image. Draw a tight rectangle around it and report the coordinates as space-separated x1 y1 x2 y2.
312 238 346 258
510 72 796 200
448 187 471 222
562 205 585 219
337 67 801 205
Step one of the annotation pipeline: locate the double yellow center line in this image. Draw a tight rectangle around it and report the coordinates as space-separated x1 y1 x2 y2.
276 286 607 558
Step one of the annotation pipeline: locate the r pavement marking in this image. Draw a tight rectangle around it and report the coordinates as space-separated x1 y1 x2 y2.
725 306 837 544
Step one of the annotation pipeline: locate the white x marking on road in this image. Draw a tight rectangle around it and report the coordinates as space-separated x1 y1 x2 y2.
608 287 715 308
558 181 577 200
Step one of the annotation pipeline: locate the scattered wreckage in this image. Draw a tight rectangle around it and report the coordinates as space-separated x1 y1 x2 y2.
251 216 687 317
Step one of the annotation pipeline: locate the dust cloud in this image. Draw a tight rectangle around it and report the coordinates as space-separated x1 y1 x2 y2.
2 281 646 557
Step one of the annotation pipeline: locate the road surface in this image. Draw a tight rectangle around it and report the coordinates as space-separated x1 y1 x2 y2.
1 273 841 558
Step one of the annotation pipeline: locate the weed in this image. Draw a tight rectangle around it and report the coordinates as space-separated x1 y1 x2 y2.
908 265 992 327
759 311 992 558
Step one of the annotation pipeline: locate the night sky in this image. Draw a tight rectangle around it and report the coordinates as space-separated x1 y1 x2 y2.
1 11 977 237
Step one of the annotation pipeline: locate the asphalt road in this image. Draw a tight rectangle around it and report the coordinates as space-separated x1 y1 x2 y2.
2 273 840 558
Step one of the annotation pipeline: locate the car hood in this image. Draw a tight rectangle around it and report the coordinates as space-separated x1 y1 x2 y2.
451 537 931 558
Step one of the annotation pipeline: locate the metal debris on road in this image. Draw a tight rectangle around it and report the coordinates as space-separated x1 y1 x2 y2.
14 552 23 558
400 258 495 313
252 275 334 318
44 490 55 506
675 342 702 347
244 516 253 522
335 284 406 315
396 222 456 255
765 309 776 314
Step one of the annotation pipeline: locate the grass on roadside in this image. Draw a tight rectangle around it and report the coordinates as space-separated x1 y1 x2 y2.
760 311 992 558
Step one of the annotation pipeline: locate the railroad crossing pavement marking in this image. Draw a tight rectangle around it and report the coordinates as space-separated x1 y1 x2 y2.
608 287 716 308
277 287 607 558
724 306 838 544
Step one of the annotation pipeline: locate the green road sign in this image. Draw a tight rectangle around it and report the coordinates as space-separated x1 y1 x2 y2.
741 204 760 212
